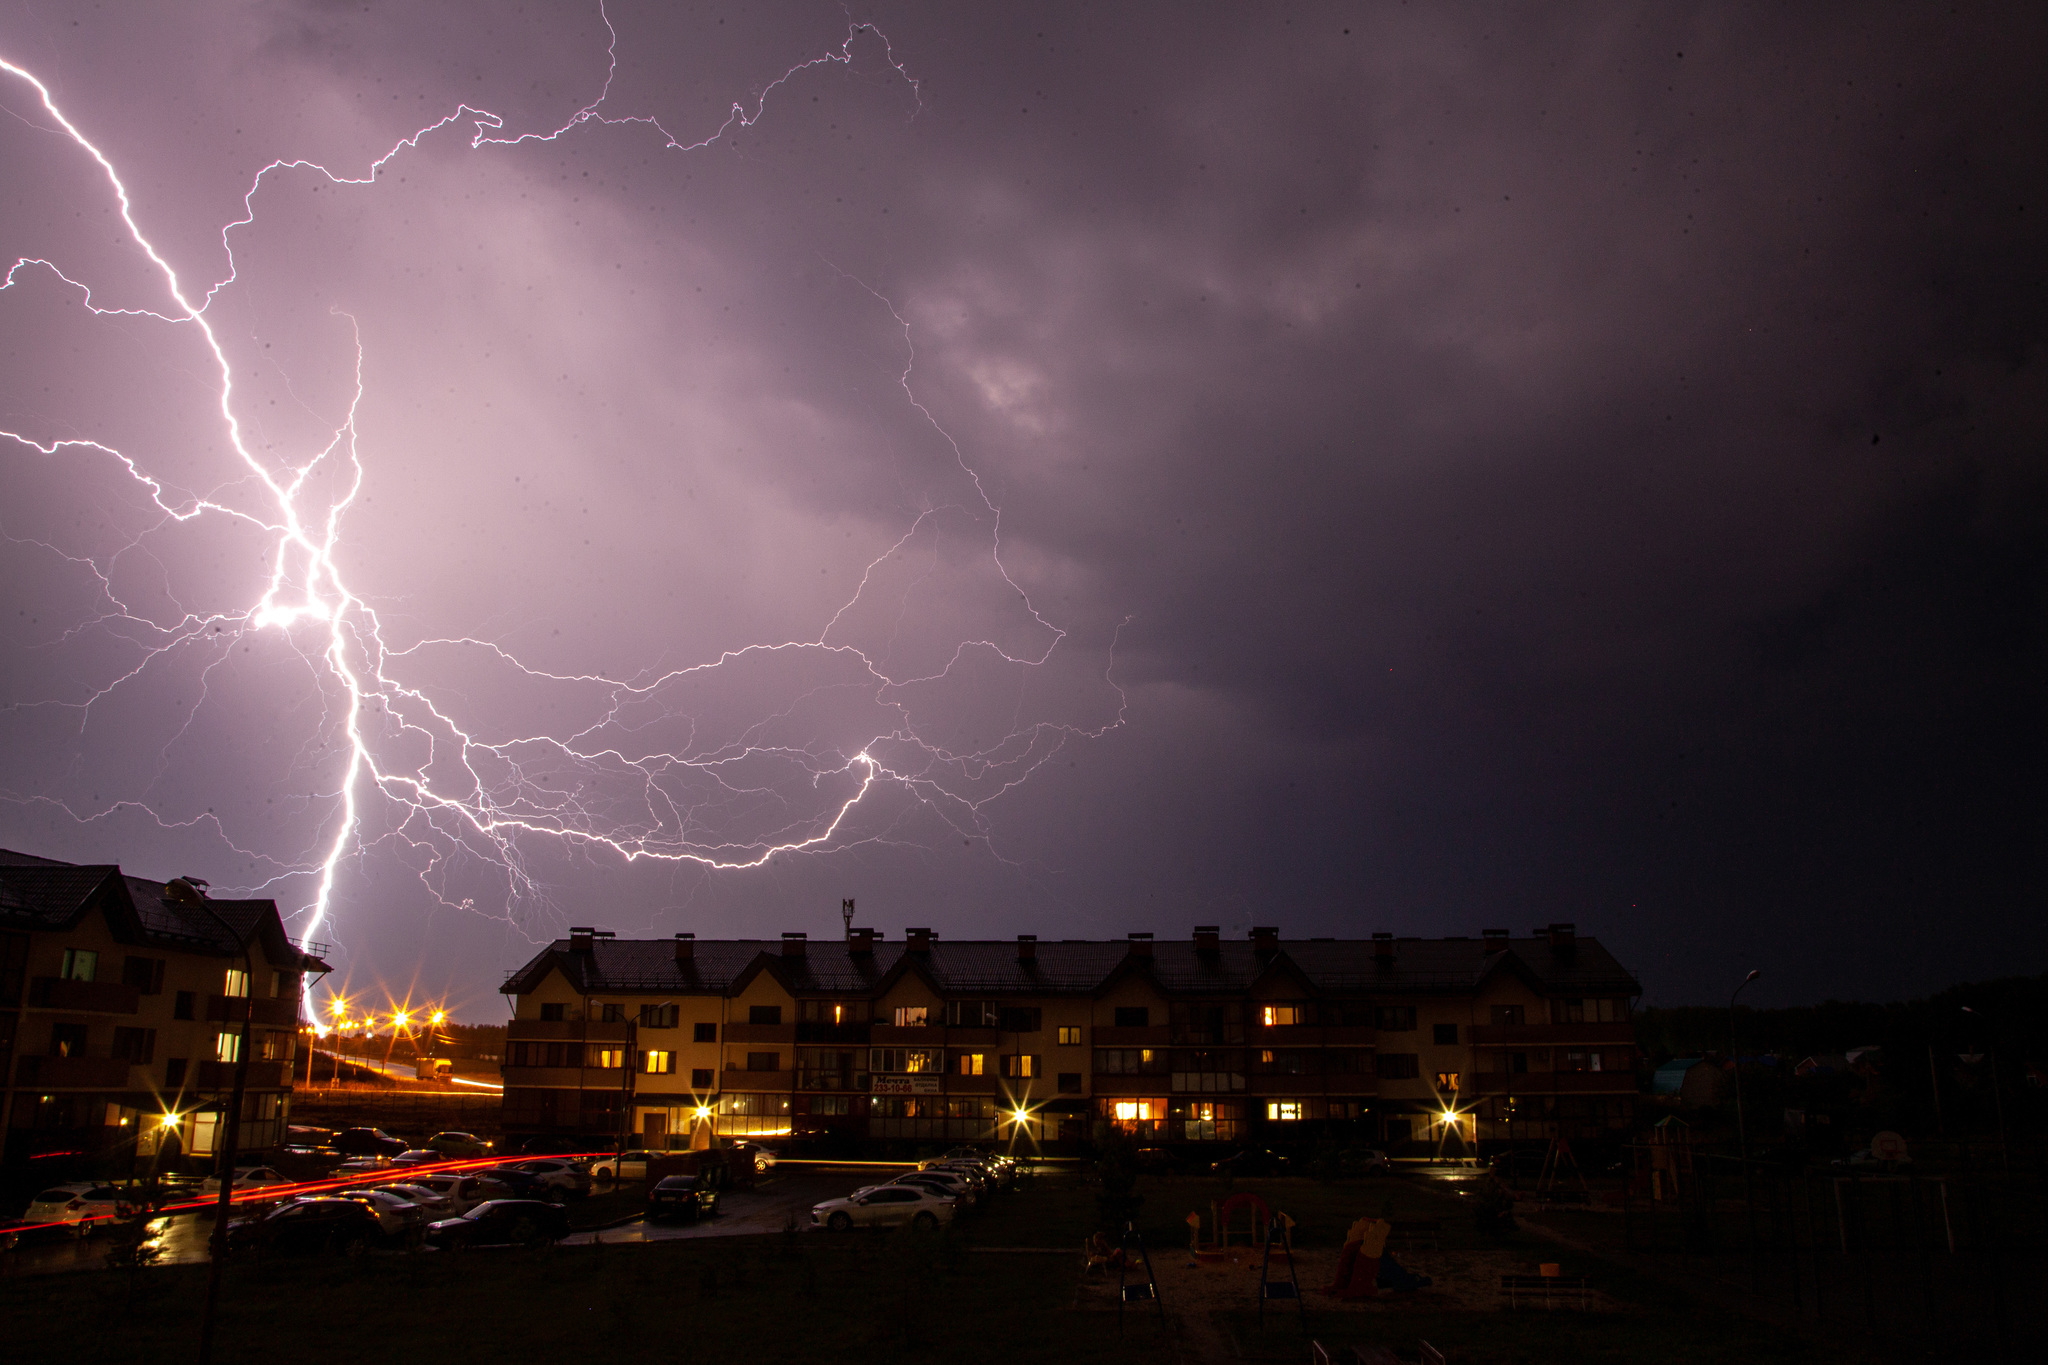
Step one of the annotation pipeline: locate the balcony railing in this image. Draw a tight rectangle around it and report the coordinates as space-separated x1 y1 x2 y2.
195 1060 286 1090
1463 1070 1640 1095
1093 1026 1171 1047
1467 1022 1635 1046
15 1055 133 1088
722 1023 796 1045
205 994 300 1027
506 1019 632 1041
796 1070 870 1092
28 977 140 1015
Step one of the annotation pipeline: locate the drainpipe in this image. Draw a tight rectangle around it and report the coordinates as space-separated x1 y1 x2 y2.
196 916 255 1365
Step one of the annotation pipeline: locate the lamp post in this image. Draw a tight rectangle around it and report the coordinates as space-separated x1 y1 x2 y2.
1730 969 1761 1163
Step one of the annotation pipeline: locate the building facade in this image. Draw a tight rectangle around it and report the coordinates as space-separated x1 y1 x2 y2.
498 923 1640 1152
1 850 328 1172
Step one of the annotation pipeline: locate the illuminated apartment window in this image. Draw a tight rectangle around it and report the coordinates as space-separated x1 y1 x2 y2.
1057 1026 1082 1046
1434 1072 1461 1093
1002 1054 1037 1079
60 949 97 983
215 1032 242 1064
594 1049 626 1069
870 1048 942 1074
222 968 249 998
956 1052 986 1076
1112 1099 1157 1123
893 1006 928 1028
639 1050 673 1075
1261 1004 1309 1027
1266 1100 1305 1122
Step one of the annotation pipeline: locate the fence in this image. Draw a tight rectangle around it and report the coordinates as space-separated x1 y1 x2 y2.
1620 1150 2043 1347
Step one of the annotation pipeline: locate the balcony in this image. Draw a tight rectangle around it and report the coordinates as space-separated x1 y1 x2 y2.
1321 1026 1377 1045
1091 1074 1171 1097
946 1073 999 1095
1462 1070 1639 1096
506 1019 631 1042
1467 1022 1635 1047
795 1021 871 1044
1093 1025 1170 1047
946 1026 1000 1045
796 1070 870 1092
195 1060 286 1090
722 1023 796 1045
14 1055 133 1088
28 977 140 1015
500 1066 624 1089
205 994 300 1027
869 1024 941 1046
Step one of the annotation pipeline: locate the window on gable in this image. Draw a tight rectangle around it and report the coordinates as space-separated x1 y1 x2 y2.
749 1005 783 1026
1113 1006 1149 1028
61 949 97 983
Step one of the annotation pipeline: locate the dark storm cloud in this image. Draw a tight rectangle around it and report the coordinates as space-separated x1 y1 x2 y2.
0 2 2039 1011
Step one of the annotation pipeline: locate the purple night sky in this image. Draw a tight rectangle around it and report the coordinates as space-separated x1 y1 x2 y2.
1 3 2041 1019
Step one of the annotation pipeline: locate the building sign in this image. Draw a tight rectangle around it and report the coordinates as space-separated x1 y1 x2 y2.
872 1075 942 1096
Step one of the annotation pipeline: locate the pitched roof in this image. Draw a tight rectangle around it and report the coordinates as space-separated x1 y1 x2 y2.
501 931 1639 999
0 848 329 971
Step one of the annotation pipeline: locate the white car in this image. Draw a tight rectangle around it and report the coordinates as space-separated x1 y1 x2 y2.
22 1183 124 1236
200 1165 294 1198
378 1182 455 1215
397 1173 491 1216
335 1188 427 1236
811 1184 956 1232
882 1172 975 1203
511 1159 591 1197
588 1149 659 1183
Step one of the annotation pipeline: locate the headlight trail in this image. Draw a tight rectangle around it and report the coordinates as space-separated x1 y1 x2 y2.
0 5 1125 968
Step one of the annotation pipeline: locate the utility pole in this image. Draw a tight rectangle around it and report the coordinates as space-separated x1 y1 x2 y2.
841 898 855 941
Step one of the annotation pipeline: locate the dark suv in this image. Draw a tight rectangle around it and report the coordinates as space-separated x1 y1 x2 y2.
228 1198 383 1255
334 1127 407 1157
647 1174 719 1224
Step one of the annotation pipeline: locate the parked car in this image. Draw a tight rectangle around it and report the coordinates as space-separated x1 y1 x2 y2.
425 1199 569 1249
228 1197 382 1255
810 1185 956 1232
425 1131 493 1158
336 1188 428 1238
589 1149 660 1183
284 1125 337 1152
199 1165 295 1198
389 1150 443 1169
21 1184 123 1236
511 1158 592 1198
647 1174 720 1223
884 1172 975 1204
378 1183 455 1216
334 1128 407 1158
1210 1147 1292 1177
398 1174 492 1215
478 1168 563 1203
335 1157 392 1176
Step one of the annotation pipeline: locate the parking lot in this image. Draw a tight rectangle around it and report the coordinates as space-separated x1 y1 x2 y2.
1 1159 986 1274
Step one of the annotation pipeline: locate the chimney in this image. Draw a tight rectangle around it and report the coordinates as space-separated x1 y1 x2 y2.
782 932 808 958
1126 931 1154 959
1250 925 1279 957
1482 928 1509 951
569 926 595 954
1547 922 1576 954
1016 933 1037 961
1372 931 1395 965
849 927 877 955
1193 925 1220 956
673 932 694 963
906 927 933 954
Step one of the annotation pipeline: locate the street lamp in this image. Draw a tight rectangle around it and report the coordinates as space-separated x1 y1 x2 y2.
1730 969 1761 1163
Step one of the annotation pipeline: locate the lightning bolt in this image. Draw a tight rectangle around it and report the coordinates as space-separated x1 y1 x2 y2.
0 8 1124 966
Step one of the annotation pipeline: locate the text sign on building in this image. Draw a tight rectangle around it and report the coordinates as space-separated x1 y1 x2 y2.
872 1075 942 1096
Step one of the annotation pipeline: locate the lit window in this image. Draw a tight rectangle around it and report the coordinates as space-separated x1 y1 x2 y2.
893 1006 928 1028
594 1049 626 1069
222 968 249 998
1057 1026 1082 1046
639 1050 673 1075
957 1052 985 1076
215 1032 242 1063
61 949 97 983
1112 1100 1157 1122
1261 1004 1306 1027
1266 1101 1304 1121
1435 1072 1461 1092
1002 1054 1037 1079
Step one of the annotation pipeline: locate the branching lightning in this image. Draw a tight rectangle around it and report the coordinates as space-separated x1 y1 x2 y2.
0 8 1124 959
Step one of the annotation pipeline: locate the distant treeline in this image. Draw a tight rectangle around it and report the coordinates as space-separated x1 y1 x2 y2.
1636 973 2047 1065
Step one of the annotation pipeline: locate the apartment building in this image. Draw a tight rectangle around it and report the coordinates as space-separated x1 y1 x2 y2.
0 850 328 1171
498 922 1640 1152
